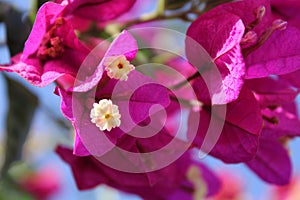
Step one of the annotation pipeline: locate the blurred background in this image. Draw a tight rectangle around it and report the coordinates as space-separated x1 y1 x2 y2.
0 0 299 199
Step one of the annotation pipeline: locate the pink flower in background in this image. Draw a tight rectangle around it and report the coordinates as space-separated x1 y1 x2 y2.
19 166 61 200
206 171 245 200
270 177 300 200
56 146 221 200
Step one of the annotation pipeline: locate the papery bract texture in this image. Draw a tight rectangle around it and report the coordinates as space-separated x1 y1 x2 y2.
246 136 292 185
186 9 245 103
245 77 299 107
245 26 300 78
188 86 262 163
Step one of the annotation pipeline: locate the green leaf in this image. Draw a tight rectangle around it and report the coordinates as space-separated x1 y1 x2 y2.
0 177 34 200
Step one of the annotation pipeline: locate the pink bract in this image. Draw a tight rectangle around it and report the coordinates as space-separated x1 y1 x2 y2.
188 86 263 163
186 0 300 103
56 146 221 199
0 2 90 87
61 0 136 22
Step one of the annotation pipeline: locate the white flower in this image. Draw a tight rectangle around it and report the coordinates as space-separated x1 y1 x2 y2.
90 99 121 131
104 55 135 81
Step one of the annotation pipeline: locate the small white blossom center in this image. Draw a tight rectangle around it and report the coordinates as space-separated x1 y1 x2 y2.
90 99 121 131
104 55 135 81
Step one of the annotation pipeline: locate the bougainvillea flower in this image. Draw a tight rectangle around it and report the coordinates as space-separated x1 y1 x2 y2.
55 30 175 156
186 0 300 103
188 85 263 163
221 0 300 79
57 0 136 22
57 70 171 157
213 0 300 79
56 146 221 199
0 2 90 87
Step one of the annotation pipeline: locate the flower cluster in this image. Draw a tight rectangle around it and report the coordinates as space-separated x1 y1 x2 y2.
1 0 300 199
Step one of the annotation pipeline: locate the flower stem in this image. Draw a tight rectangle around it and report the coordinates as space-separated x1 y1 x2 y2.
170 72 201 90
